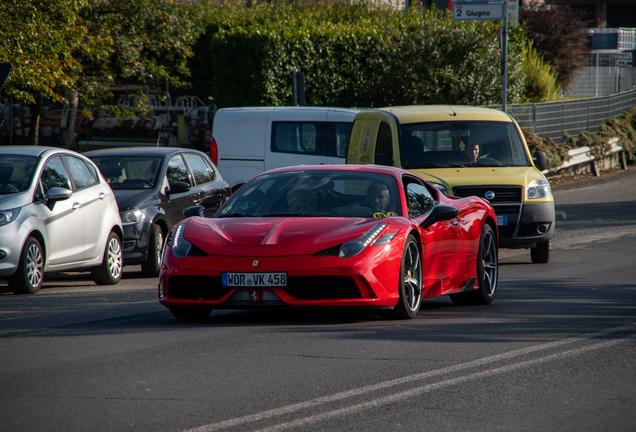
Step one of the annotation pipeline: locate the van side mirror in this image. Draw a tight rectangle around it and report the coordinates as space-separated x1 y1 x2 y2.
534 151 547 171
420 205 458 230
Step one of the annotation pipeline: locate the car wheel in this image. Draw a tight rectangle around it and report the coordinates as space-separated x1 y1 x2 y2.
91 231 123 285
141 224 163 278
8 237 44 294
385 234 422 320
168 306 213 320
450 223 498 305
531 240 550 264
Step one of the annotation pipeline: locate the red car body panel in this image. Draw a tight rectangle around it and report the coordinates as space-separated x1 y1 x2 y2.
158 164 497 313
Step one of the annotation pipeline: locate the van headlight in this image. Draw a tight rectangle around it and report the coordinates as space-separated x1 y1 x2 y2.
527 179 552 199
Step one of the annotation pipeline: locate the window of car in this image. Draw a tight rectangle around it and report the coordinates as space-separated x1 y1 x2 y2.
272 122 320 155
64 156 98 190
0 155 38 194
375 121 393 164
167 155 191 185
184 153 212 185
41 156 71 194
405 181 436 219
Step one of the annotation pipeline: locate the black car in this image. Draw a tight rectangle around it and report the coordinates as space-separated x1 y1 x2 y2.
87 147 231 277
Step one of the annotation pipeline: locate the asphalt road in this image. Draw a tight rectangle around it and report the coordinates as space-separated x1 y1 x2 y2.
1 168 635 432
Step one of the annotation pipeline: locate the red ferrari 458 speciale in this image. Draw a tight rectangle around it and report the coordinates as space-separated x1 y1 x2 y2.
159 165 498 320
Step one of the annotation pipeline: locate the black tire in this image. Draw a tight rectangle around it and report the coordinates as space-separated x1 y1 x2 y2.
91 231 123 285
168 306 213 320
531 240 550 264
141 224 163 278
450 224 498 305
384 234 422 320
8 237 44 294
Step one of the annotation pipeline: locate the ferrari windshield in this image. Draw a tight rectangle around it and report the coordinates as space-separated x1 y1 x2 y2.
0 156 38 194
401 121 530 168
218 170 402 219
90 156 162 190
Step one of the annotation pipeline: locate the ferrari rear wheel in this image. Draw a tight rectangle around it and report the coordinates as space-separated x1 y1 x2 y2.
451 223 498 305
169 306 213 320
387 234 422 320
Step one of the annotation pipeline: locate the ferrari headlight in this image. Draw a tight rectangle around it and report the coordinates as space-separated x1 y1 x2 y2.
527 179 552 199
121 209 143 225
339 223 387 258
0 207 20 226
171 223 192 258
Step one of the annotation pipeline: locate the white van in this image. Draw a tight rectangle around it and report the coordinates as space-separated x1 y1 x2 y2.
211 106 359 191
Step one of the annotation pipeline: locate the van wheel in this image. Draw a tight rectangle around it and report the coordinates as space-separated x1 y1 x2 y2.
531 240 550 264
8 237 44 294
92 232 123 285
141 224 163 278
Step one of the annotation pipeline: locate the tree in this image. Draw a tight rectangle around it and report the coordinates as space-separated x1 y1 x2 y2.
0 0 87 145
520 0 590 92
0 0 203 146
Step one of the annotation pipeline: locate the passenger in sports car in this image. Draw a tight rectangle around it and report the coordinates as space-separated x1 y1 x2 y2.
366 182 391 212
287 190 317 213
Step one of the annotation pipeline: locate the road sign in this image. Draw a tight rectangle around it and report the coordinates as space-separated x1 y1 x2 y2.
452 2 503 21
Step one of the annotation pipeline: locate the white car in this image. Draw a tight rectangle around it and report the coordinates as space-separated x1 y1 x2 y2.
0 146 124 294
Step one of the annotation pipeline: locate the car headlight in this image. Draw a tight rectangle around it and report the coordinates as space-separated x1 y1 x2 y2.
0 207 20 226
121 209 143 225
339 223 387 258
527 179 552 199
171 223 192 258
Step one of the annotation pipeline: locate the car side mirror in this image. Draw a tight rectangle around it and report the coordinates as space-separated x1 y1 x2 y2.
46 187 72 210
419 205 458 230
183 205 206 218
167 181 191 195
534 151 548 171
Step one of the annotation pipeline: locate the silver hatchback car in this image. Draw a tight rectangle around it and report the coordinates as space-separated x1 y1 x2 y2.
0 146 124 294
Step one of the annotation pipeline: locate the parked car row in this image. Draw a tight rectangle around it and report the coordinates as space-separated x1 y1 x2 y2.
0 145 231 294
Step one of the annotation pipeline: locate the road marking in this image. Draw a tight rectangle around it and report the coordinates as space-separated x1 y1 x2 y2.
182 323 636 432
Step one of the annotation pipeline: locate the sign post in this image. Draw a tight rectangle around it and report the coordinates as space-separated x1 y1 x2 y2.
451 1 509 113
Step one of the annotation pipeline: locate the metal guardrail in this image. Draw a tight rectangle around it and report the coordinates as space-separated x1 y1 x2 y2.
488 88 636 146
544 137 627 177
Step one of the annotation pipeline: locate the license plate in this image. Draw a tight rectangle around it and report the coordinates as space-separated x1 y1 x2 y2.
497 215 508 226
222 272 287 287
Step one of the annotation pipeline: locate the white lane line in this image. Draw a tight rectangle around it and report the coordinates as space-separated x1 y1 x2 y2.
182 323 636 432
257 335 634 432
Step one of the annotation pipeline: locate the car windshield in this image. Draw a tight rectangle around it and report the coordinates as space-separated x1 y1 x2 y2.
0 155 38 195
217 170 402 219
90 156 162 190
401 121 530 168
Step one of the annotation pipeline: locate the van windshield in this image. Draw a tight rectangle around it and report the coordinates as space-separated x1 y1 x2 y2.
400 121 531 168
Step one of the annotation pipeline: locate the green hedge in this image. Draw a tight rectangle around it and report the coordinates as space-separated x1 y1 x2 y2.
190 2 528 108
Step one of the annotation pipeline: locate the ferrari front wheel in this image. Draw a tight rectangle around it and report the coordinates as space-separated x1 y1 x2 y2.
169 306 213 320
386 234 422 320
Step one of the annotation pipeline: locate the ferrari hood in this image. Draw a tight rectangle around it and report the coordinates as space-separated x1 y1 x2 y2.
182 216 380 257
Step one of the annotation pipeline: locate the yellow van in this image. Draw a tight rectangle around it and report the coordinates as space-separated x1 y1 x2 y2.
346 105 555 263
